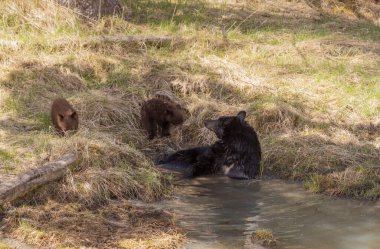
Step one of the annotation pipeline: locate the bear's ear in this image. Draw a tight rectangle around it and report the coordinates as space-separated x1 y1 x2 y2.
58 113 64 120
237 111 246 122
166 109 174 116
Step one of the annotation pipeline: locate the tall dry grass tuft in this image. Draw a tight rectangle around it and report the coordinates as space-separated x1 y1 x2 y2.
1 0 79 34
40 124 172 205
329 166 380 199
252 102 306 134
71 89 141 130
305 0 380 25
263 132 379 180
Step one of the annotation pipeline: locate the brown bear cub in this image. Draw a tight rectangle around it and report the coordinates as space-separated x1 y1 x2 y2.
141 98 187 140
51 98 78 136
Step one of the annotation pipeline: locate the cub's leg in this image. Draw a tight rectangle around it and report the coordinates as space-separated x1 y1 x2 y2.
161 121 171 137
147 118 157 140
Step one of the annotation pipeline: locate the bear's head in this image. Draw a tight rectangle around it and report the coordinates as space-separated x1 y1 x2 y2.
165 104 188 125
57 109 78 134
204 111 246 139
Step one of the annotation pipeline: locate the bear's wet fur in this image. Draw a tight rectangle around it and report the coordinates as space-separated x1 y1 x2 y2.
50 98 78 136
159 111 261 179
141 98 188 140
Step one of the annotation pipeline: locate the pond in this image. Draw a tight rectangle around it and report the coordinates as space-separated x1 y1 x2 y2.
160 176 380 249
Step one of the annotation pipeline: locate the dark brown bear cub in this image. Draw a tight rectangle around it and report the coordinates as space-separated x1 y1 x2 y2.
51 98 78 136
141 98 187 140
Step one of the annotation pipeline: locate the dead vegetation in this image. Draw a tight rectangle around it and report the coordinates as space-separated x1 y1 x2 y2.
3 201 183 249
251 228 277 247
304 0 380 25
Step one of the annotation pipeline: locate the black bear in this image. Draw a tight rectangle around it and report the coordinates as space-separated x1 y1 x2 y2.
159 111 262 179
51 98 79 136
141 98 188 140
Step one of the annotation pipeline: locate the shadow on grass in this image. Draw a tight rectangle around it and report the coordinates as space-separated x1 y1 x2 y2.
123 0 380 42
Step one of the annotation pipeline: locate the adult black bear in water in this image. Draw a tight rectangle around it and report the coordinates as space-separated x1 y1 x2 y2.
159 111 262 179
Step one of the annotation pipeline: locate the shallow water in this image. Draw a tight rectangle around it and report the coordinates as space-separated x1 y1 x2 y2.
160 176 380 249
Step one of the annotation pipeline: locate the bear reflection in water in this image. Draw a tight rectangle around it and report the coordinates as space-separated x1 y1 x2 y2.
159 111 262 179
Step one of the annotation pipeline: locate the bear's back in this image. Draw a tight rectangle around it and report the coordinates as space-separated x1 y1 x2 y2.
141 98 187 123
141 98 170 122
230 121 261 162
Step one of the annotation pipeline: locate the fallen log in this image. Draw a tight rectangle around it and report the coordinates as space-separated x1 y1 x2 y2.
55 35 184 49
0 153 77 203
85 35 178 45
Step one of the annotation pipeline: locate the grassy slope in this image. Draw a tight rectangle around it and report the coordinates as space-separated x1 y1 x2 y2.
0 0 379 247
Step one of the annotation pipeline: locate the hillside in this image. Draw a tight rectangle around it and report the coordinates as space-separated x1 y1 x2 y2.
0 0 379 248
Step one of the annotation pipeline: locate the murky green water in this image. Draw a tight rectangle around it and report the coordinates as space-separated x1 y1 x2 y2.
161 176 380 249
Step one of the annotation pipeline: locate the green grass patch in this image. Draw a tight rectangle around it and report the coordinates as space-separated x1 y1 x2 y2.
0 149 14 161
305 174 335 193
0 243 12 249
35 113 51 130
3 97 21 113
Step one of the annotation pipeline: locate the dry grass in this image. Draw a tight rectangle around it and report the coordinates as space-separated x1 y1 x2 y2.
251 228 277 247
0 0 379 247
253 228 274 241
0 243 12 249
3 200 183 248
305 0 380 25
118 233 184 249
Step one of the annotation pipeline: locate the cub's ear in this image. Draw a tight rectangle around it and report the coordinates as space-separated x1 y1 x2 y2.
71 111 77 118
237 111 246 122
58 113 64 120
